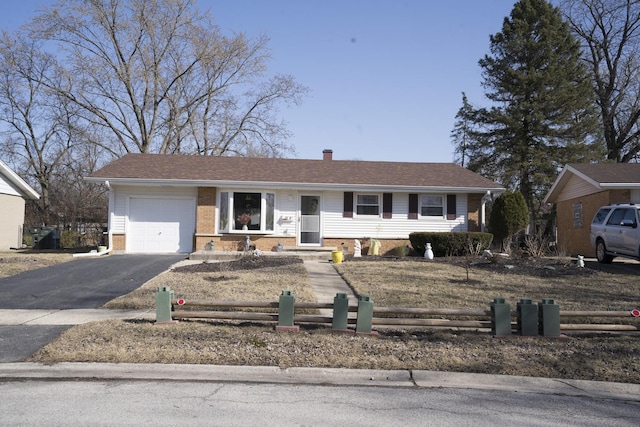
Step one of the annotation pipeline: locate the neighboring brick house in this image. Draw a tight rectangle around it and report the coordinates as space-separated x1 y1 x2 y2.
86 150 504 254
544 163 640 257
0 159 40 250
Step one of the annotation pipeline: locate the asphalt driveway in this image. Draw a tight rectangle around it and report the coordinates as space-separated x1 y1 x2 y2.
0 254 186 362
0 254 186 309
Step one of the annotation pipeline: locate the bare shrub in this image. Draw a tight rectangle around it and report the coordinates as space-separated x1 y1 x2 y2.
523 234 552 258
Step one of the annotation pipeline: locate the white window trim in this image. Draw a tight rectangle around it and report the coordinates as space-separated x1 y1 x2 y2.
355 192 381 218
218 190 276 234
419 194 445 219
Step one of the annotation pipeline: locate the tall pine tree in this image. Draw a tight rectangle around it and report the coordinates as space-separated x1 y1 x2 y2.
460 0 601 227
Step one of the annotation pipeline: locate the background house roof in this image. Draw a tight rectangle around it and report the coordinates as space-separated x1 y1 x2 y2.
569 163 640 184
545 163 640 204
0 159 40 200
87 153 504 192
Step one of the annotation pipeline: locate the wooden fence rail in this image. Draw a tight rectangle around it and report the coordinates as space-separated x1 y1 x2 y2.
156 290 640 335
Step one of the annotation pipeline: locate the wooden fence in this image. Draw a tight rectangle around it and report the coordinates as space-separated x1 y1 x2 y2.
155 287 640 335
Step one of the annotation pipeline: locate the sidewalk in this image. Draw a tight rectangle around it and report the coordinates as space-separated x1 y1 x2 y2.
0 308 154 325
0 259 352 325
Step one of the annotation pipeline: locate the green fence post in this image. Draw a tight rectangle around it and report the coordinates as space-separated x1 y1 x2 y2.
517 298 538 336
356 295 374 333
332 293 349 330
155 286 174 323
538 298 561 337
276 290 298 331
490 297 511 336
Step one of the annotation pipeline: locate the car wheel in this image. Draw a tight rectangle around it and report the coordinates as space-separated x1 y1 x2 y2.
596 240 613 264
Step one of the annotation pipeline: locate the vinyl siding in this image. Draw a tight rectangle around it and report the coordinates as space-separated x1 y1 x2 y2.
0 173 21 197
555 174 600 202
322 191 467 239
0 193 26 250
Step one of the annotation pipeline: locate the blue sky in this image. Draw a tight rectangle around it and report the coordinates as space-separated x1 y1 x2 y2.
1 0 521 163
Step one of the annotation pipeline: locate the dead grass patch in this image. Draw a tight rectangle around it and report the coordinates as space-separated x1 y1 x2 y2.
24 255 640 383
0 251 75 279
29 320 640 383
103 258 314 310
334 259 637 311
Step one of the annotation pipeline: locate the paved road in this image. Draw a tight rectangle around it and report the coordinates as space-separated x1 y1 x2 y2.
0 378 637 426
0 254 185 362
0 254 186 309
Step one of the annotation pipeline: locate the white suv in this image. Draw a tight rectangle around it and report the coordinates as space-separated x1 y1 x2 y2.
590 204 640 263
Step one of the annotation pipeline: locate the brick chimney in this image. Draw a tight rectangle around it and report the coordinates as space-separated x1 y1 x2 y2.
323 149 333 160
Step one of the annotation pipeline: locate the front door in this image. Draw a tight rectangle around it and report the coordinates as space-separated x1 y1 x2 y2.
299 195 321 245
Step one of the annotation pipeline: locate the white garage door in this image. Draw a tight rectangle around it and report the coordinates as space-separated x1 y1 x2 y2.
127 197 195 253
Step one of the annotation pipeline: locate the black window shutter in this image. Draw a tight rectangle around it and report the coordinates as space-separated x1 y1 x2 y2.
383 193 392 219
447 194 456 220
408 194 418 219
343 192 353 218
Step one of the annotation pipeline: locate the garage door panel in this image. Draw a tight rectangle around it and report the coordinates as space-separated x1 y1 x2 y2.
128 198 195 253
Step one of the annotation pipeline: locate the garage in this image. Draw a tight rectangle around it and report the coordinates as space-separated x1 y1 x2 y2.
127 197 196 253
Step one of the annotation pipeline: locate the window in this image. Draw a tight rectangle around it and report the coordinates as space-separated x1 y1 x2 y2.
420 195 443 217
356 194 379 216
219 191 275 232
573 202 582 228
219 192 229 231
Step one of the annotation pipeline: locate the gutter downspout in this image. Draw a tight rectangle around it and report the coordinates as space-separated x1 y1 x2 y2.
481 190 493 233
73 180 114 258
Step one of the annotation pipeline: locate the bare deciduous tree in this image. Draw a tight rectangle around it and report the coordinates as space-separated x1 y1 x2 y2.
31 0 307 157
561 0 640 162
0 31 78 224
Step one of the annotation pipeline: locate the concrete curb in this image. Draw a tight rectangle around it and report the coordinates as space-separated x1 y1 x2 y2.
0 363 638 401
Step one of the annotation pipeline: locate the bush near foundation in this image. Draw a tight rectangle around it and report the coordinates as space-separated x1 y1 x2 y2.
409 232 493 257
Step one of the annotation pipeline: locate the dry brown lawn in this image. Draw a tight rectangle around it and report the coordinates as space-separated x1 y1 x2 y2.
21 255 640 384
0 251 75 278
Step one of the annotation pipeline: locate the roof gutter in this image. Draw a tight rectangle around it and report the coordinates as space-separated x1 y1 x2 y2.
0 159 40 200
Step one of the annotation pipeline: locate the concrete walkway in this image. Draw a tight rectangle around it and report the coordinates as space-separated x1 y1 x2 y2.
303 260 357 317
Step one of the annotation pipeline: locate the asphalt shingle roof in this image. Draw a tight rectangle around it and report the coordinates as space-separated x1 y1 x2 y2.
88 153 503 190
569 163 640 184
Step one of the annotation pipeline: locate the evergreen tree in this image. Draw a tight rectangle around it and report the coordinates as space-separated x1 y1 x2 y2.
450 92 475 168
466 0 601 227
490 191 529 250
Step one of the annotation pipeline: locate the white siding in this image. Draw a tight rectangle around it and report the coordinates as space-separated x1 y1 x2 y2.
274 190 297 236
0 173 21 197
322 191 468 239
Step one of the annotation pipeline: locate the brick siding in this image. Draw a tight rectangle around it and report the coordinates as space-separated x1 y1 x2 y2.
555 189 630 256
